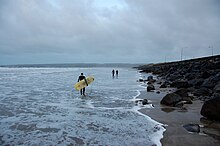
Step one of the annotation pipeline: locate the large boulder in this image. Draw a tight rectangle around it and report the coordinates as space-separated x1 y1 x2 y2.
170 80 189 89
160 93 182 106
201 97 220 121
174 88 192 104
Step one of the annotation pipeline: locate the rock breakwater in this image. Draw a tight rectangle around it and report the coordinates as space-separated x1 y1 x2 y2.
137 55 220 121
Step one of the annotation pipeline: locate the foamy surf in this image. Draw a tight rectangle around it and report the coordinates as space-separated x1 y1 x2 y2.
0 67 165 146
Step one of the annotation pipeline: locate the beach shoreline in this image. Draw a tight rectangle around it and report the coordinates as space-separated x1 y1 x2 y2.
135 55 220 146
137 87 220 146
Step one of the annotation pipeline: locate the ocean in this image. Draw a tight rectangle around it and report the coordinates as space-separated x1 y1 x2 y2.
0 67 165 146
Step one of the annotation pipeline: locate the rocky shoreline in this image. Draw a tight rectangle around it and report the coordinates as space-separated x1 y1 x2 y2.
136 55 220 145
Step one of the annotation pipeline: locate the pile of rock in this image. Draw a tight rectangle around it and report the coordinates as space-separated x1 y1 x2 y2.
146 76 156 92
160 88 192 107
137 55 220 121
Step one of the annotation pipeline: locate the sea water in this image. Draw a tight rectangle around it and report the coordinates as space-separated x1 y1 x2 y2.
0 67 165 146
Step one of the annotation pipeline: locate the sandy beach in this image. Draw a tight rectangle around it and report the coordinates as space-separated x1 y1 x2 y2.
138 87 220 146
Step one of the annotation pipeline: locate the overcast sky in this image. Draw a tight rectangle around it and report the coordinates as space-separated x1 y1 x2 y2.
0 0 220 65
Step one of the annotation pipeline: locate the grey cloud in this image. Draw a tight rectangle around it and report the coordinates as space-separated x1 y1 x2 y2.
0 0 220 64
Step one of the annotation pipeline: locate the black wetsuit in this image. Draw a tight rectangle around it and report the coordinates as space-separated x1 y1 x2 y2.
78 75 86 95
116 70 118 77
112 70 115 77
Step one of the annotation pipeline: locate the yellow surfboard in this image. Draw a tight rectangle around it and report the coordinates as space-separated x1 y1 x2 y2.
74 76 94 91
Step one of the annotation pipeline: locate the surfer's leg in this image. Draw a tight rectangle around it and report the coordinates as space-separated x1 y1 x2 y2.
82 88 85 96
80 89 83 95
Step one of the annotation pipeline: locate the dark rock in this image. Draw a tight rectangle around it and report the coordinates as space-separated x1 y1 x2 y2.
185 73 196 80
135 99 143 105
214 82 220 93
147 81 152 85
142 99 149 105
188 78 204 88
182 97 193 104
198 96 212 102
187 87 196 92
183 124 200 133
156 91 160 94
160 84 167 88
201 71 211 79
175 101 185 108
193 87 212 97
157 81 162 84
135 99 149 105
167 74 183 82
170 80 189 89
195 79 205 88
200 117 213 125
160 81 170 88
135 100 141 103
147 80 156 84
202 74 220 89
175 98 192 107
147 76 153 81
212 93 220 99
160 93 182 106
174 88 188 98
147 84 155 92
147 75 156 83
138 79 144 82
152 68 163 74
201 97 220 121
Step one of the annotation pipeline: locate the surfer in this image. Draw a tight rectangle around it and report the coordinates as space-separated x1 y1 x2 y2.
78 73 87 96
112 69 115 78
116 70 118 78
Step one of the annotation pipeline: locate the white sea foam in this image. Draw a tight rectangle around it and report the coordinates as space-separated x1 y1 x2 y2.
131 105 166 146
0 67 165 146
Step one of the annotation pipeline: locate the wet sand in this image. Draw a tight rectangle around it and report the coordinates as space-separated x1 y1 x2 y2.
137 89 220 146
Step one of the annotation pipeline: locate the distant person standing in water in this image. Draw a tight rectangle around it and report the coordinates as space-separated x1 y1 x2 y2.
78 73 87 96
116 70 119 78
112 69 115 78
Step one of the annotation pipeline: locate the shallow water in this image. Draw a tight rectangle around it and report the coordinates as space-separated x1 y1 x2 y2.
0 67 165 146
